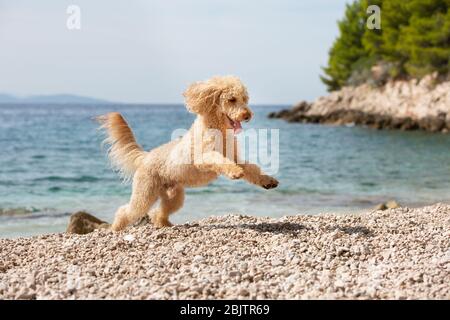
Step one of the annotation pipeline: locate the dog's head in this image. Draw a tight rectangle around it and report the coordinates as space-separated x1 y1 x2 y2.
183 76 252 133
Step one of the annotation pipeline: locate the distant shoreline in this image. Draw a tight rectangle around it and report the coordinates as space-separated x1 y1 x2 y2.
0 93 114 105
0 102 289 108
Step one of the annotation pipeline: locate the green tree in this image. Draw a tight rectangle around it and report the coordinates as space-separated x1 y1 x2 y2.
321 0 450 91
361 0 383 58
397 0 450 77
320 1 367 91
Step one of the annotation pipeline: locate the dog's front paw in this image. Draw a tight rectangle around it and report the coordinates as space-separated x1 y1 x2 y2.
226 166 245 180
260 175 279 189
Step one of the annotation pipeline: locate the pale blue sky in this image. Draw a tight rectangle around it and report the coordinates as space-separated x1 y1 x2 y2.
0 0 349 104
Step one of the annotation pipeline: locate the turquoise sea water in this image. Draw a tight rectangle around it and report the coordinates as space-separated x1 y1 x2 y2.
1 104 449 238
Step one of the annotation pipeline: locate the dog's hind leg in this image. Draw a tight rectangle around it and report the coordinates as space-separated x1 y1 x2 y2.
111 176 158 231
151 185 184 228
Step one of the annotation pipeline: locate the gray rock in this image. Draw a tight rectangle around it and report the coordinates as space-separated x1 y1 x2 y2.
374 200 400 211
269 75 450 133
66 211 110 235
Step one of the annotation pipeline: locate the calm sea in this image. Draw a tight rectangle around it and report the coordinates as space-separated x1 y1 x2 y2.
1 104 449 238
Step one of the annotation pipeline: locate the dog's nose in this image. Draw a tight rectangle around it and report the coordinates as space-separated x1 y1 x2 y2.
242 111 252 122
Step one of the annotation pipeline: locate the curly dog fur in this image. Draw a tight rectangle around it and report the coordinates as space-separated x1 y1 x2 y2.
97 76 278 230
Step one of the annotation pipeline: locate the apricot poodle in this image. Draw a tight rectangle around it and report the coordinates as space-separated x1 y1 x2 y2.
97 76 278 230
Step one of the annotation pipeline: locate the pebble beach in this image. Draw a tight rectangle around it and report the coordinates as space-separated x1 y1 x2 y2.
0 203 449 300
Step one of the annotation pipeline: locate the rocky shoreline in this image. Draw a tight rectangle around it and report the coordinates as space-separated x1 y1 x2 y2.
270 74 450 132
1 203 449 299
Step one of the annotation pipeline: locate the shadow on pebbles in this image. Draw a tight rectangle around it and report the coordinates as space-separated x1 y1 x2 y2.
0 203 449 299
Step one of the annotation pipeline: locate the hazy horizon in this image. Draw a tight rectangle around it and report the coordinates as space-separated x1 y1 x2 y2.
0 0 350 104
0 92 292 105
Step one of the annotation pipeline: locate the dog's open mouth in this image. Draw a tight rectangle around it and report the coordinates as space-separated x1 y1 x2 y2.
226 115 242 134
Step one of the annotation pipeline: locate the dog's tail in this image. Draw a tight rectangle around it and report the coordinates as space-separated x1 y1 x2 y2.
96 112 146 181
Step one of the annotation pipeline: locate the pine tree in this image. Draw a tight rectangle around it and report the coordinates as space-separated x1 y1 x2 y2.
397 0 450 77
321 0 450 91
320 1 367 91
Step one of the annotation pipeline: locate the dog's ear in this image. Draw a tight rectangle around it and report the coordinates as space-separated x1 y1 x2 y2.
183 80 223 114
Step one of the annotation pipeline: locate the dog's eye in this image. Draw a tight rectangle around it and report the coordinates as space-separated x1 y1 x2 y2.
228 97 237 103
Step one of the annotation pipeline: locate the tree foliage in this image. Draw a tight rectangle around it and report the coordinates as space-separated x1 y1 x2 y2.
321 0 450 91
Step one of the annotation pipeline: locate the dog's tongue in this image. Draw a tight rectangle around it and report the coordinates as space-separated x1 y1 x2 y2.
232 120 242 134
